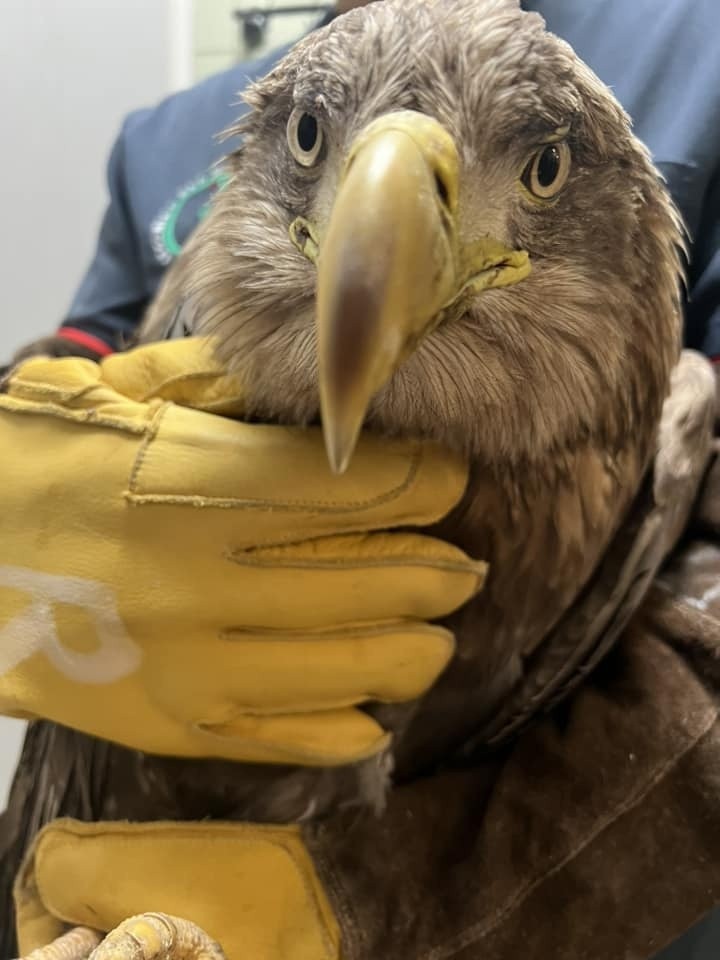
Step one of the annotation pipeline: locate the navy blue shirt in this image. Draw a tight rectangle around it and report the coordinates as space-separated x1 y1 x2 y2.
62 0 720 358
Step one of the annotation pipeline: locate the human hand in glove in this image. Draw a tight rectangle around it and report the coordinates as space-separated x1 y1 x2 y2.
0 337 485 767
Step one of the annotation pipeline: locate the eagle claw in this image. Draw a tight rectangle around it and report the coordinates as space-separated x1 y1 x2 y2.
20 915 226 960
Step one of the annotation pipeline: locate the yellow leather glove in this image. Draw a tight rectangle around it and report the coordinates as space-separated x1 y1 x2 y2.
15 819 338 960
0 339 485 766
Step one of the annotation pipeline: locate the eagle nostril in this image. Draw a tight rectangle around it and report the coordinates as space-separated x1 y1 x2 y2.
434 170 451 209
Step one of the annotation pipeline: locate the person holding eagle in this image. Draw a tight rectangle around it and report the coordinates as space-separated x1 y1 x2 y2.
1 2 719 959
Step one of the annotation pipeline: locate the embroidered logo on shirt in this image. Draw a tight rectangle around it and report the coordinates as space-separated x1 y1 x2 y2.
0 566 142 683
150 168 231 265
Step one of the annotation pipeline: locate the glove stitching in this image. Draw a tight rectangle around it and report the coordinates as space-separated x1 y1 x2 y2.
224 552 487 585
137 372 245 409
218 620 451 640
32 820 339 959
186 397 246 413
4 375 100 403
137 370 225 401
125 447 427 512
126 402 172 495
0 398 148 435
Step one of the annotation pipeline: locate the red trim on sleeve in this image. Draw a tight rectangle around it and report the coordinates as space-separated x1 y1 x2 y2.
710 356 720 365
57 327 115 357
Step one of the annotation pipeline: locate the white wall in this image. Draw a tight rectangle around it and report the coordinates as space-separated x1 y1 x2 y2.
0 0 179 359
194 0 324 79
0 0 183 807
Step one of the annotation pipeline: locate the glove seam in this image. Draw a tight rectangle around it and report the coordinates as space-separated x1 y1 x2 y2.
4 372 100 403
218 620 451 640
0 396 149 435
125 446 429 512
137 371 226 402
126 401 172 495
224 549 487 580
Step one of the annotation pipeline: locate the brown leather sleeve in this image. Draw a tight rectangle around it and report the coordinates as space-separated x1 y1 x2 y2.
307 624 720 960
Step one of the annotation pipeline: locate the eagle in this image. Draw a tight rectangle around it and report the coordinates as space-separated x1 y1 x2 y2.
3 1 715 957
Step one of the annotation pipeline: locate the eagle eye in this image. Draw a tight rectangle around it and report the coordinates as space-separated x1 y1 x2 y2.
287 109 324 167
521 141 571 199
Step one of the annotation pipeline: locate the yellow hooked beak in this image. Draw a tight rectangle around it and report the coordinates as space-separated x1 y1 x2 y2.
316 110 531 474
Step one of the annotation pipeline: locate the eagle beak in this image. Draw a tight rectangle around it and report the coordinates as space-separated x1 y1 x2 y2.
316 110 530 474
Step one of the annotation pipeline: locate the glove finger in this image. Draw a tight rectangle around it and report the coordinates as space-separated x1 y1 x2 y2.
0 665 387 766
125 531 486 630
220 533 487 627
192 706 391 766
127 402 471 542
147 622 455 719
4 357 471 539
77 340 475 538
101 338 248 416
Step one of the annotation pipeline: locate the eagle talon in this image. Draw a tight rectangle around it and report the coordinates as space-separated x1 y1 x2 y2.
19 926 102 960
20 916 225 960
88 914 225 960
